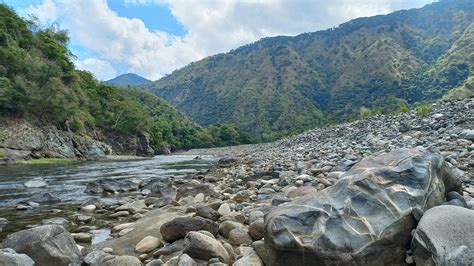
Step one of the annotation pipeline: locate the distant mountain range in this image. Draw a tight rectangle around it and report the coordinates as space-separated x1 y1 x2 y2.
107 73 152 87
149 0 473 140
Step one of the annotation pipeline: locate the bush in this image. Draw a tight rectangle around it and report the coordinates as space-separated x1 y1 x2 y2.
398 101 410 113
359 107 372 120
415 102 432 117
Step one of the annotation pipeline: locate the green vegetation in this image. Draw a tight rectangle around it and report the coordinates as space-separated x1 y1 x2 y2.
0 148 5 158
0 4 253 153
415 102 432 117
359 107 372 120
150 0 473 140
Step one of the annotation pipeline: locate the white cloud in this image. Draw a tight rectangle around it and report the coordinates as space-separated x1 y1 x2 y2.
26 0 433 80
75 57 117 80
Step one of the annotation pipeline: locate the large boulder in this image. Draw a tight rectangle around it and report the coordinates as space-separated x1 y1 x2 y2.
2 225 81 265
265 148 460 265
412 205 474 265
160 216 219 242
0 248 34 266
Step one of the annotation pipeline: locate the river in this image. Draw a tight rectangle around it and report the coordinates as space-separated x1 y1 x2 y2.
0 155 216 241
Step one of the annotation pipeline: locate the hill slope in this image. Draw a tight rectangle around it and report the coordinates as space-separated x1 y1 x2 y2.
0 4 253 160
149 0 474 140
106 73 152 87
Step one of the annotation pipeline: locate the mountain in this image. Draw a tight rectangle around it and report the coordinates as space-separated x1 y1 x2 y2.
106 73 152 87
149 0 474 140
0 4 253 158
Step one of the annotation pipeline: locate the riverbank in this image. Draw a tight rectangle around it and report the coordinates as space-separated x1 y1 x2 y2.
0 118 159 166
0 98 473 265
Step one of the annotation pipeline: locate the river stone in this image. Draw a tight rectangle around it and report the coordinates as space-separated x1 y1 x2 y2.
160 216 218 242
176 182 220 200
228 227 253 246
218 221 246 239
24 177 47 188
2 225 81 265
459 129 474 141
217 203 231 216
37 217 69 228
196 206 220 221
249 218 265 240
84 250 107 265
0 248 34 266
265 148 460 265
135 236 162 253
233 249 263 266
178 253 197 266
142 178 176 199
28 192 61 203
103 255 142 266
81 204 97 212
182 231 231 264
71 232 92 243
412 205 474 265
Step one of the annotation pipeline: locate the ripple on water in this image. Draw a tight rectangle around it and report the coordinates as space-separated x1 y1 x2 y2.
0 155 217 240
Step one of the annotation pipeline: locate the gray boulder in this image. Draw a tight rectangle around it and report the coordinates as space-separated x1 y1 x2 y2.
265 148 460 265
160 216 218 242
2 225 81 265
412 205 474 265
0 248 34 266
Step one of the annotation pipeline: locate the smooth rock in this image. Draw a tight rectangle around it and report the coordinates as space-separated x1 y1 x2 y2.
2 225 81 265
160 217 218 242
0 248 34 266
71 232 92 243
178 253 197 266
24 177 47 188
81 204 97 212
248 218 265 240
218 221 246 239
217 203 231 216
412 205 474 265
228 227 253 246
182 232 231 264
135 236 162 253
196 206 220 221
103 255 142 266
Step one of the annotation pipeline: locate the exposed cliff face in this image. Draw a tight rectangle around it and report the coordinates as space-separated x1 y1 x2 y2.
0 119 155 165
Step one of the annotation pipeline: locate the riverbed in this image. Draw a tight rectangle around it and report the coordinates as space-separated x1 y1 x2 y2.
0 155 216 240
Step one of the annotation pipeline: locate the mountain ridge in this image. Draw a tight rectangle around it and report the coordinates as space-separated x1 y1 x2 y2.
106 73 152 87
149 0 473 140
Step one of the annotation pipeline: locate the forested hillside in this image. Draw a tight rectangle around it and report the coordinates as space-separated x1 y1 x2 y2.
150 0 473 141
0 4 253 154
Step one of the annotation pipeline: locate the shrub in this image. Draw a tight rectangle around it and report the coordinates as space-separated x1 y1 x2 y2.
415 102 432 117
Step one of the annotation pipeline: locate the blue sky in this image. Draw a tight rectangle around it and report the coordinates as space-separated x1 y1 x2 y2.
1 0 433 81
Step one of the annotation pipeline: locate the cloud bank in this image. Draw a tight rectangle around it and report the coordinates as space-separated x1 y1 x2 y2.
27 0 433 80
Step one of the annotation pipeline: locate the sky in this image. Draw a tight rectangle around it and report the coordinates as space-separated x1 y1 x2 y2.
2 0 434 81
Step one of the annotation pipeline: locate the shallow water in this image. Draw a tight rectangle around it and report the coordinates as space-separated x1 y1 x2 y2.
0 155 216 240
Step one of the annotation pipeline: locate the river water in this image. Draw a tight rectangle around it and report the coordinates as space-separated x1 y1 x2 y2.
0 155 216 240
